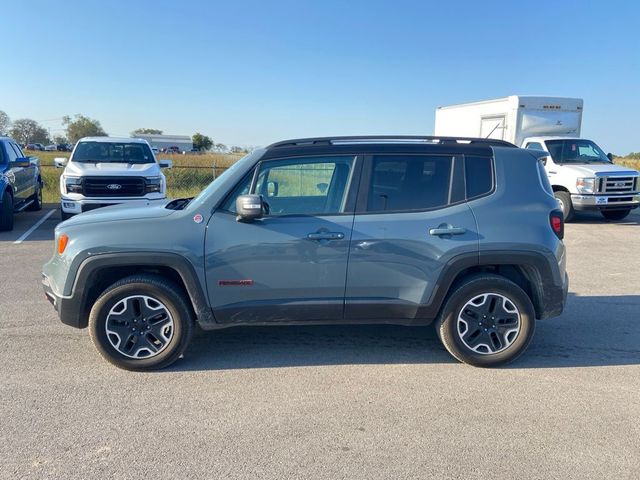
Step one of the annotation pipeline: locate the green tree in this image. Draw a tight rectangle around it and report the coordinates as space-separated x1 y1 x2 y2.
63 114 107 143
131 128 163 136
53 135 68 144
9 118 49 144
192 132 213 151
0 110 10 136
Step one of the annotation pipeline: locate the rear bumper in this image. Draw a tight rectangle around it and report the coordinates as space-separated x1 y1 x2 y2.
42 273 85 328
571 193 640 211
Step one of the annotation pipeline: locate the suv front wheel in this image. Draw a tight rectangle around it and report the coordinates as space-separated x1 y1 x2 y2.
89 275 194 371
437 274 536 367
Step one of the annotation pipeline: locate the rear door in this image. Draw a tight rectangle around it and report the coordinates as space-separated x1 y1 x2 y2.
11 142 36 198
2 141 27 202
345 153 479 321
205 154 360 323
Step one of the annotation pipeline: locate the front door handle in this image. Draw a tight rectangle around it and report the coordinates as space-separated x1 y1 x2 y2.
307 232 344 241
429 224 466 236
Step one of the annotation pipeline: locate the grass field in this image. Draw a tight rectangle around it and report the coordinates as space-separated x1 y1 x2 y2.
28 150 245 203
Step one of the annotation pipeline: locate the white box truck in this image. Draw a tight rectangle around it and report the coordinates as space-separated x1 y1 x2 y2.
435 95 639 221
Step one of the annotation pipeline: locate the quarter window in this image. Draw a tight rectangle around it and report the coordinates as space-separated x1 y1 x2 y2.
366 155 453 212
464 156 493 199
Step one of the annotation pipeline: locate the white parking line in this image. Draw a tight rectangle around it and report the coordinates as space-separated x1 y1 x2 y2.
13 210 56 245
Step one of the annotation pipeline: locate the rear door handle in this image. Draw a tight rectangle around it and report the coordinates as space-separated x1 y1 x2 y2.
307 232 344 241
429 225 466 236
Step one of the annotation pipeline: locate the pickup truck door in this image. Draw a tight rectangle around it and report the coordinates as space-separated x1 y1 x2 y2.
1 141 26 201
204 154 360 324
11 142 36 199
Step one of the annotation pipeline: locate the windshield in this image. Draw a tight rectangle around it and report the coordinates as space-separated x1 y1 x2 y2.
73 141 155 164
545 139 611 164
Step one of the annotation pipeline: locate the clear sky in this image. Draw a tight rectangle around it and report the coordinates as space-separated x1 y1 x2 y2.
3 0 639 153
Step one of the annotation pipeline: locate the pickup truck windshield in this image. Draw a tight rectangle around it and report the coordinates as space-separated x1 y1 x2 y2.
73 142 155 164
545 139 611 164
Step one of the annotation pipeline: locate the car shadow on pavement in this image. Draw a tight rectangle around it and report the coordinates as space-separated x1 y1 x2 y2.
172 293 640 371
570 210 640 225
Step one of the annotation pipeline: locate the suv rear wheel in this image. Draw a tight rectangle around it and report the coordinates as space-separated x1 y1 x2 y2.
89 275 194 371
437 274 535 367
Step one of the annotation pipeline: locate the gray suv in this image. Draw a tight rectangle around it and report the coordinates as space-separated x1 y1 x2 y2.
42 136 568 370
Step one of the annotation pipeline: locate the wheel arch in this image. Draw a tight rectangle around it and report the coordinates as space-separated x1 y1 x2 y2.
70 253 213 328
424 251 561 321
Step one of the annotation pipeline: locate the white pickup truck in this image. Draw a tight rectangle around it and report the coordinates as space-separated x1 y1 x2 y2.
435 95 639 221
55 137 172 220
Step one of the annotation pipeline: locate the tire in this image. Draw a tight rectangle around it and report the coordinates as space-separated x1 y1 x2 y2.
601 209 630 221
26 182 43 211
554 191 574 222
436 274 536 367
88 275 194 371
0 191 14 232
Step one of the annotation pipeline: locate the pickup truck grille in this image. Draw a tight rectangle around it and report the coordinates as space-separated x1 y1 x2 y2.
82 177 146 197
596 176 638 194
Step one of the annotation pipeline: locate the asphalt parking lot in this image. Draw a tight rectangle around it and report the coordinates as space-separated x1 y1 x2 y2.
1 206 639 480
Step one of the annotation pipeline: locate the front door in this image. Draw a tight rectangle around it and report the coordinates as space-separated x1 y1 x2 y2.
345 154 479 321
205 154 359 324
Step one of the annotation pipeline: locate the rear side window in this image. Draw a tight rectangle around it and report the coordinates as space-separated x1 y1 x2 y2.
366 155 453 212
464 156 493 199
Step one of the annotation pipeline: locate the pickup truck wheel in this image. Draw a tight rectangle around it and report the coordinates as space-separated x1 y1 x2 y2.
601 209 630 221
26 183 43 211
437 274 535 367
554 191 574 222
0 191 14 231
89 275 194 371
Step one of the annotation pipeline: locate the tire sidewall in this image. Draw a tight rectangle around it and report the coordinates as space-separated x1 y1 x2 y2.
89 280 191 370
439 277 535 367
0 191 14 231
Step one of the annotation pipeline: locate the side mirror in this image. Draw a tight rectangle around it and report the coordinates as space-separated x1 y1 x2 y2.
266 181 279 197
9 158 31 168
54 157 68 168
540 156 548 166
236 194 264 221
607 153 614 162
159 159 172 169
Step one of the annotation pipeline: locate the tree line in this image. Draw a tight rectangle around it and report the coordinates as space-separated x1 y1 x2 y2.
0 110 249 153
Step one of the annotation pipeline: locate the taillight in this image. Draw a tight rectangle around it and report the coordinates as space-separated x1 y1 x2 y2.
57 234 69 254
550 210 564 239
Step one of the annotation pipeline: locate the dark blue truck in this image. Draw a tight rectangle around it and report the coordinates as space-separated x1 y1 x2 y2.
1 137 44 231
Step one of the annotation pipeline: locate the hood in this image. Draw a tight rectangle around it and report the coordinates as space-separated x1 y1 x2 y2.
560 163 638 177
60 200 175 227
63 161 161 177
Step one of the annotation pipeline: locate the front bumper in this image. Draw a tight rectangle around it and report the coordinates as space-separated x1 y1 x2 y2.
571 193 640 211
42 273 85 328
60 196 164 214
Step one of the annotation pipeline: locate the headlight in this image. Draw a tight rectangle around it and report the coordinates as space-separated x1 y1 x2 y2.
145 176 162 193
64 176 82 193
576 177 595 194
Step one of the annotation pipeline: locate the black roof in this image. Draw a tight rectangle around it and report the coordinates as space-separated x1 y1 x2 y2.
261 136 514 160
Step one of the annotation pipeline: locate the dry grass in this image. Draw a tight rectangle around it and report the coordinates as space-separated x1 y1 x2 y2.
615 158 640 170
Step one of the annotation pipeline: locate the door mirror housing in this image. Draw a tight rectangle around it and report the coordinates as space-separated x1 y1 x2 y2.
606 152 614 162
159 159 172 169
54 157 68 168
9 158 31 168
236 194 264 221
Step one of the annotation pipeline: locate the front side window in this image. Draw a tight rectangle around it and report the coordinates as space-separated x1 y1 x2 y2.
72 141 155 164
254 156 355 215
545 139 610 164
366 155 453 212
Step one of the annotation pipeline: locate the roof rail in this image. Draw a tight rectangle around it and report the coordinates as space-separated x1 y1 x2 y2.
267 136 516 149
